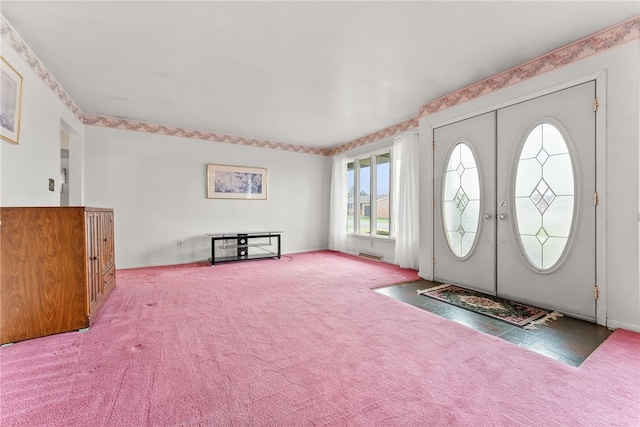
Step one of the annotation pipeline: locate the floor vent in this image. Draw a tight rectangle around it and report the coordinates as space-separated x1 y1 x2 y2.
358 252 382 262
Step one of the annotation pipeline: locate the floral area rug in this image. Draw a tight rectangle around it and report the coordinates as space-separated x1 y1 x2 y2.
417 284 555 328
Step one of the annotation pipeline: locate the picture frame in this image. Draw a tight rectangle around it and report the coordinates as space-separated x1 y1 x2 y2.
207 164 267 200
0 56 23 145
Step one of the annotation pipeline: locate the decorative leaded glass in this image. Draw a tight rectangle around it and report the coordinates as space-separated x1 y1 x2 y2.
443 143 480 257
515 123 574 269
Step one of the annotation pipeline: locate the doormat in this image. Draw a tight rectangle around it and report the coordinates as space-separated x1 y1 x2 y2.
417 284 562 329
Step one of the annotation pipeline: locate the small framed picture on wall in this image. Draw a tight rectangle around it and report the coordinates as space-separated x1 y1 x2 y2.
0 56 23 145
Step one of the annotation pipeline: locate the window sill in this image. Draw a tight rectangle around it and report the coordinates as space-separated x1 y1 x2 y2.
347 233 395 243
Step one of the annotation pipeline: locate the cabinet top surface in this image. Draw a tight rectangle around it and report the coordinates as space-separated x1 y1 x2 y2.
0 206 113 211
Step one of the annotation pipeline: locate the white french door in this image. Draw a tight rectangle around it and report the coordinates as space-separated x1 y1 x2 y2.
433 82 596 320
433 112 496 295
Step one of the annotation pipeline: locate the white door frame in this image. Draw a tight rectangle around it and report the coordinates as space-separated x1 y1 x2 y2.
426 70 608 326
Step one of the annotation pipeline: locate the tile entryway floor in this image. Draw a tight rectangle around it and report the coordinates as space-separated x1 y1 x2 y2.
375 279 613 367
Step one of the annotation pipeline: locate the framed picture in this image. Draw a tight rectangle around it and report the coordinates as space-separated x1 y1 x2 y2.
0 56 23 145
207 164 267 200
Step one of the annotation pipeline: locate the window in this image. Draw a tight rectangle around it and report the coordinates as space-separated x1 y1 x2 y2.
346 150 392 237
360 157 371 234
443 142 480 258
347 162 355 233
376 153 390 236
515 123 574 270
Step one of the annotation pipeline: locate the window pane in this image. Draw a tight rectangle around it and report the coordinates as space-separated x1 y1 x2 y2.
376 153 390 236
347 162 355 233
442 143 480 258
359 158 371 234
515 123 574 269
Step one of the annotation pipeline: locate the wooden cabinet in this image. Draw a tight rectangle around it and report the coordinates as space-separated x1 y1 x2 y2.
0 207 116 344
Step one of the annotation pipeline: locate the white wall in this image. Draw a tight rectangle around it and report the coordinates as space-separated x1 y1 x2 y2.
347 235 396 262
419 41 640 330
83 126 330 268
0 41 83 207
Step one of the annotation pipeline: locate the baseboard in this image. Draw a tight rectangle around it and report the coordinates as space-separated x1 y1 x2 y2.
117 248 332 270
283 247 329 255
117 259 210 270
418 271 433 281
606 319 640 333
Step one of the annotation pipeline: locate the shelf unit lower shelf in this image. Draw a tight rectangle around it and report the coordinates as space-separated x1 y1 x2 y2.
212 253 280 264
206 232 282 266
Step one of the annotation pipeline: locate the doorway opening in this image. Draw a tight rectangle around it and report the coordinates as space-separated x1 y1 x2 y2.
60 129 70 206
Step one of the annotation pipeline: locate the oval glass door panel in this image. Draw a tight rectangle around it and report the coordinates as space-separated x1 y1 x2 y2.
443 142 480 258
515 123 574 270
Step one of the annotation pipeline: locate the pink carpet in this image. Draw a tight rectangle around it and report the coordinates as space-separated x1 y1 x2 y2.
1 251 638 426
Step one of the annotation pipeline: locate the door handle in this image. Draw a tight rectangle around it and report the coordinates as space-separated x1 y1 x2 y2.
499 214 508 220
484 214 493 220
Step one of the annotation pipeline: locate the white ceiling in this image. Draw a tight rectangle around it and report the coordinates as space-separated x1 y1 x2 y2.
2 1 638 149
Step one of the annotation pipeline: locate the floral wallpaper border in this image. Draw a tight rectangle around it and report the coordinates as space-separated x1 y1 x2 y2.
326 118 420 156
0 15 83 121
418 16 640 118
82 115 331 156
2 14 638 157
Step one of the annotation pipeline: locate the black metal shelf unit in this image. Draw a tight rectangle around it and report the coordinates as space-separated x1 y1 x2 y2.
206 231 282 266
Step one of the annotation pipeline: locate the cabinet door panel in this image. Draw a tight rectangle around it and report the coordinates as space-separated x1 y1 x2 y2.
86 211 103 314
99 211 115 271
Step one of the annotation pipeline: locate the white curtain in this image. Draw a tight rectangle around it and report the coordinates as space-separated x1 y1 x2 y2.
328 155 348 252
392 133 420 269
